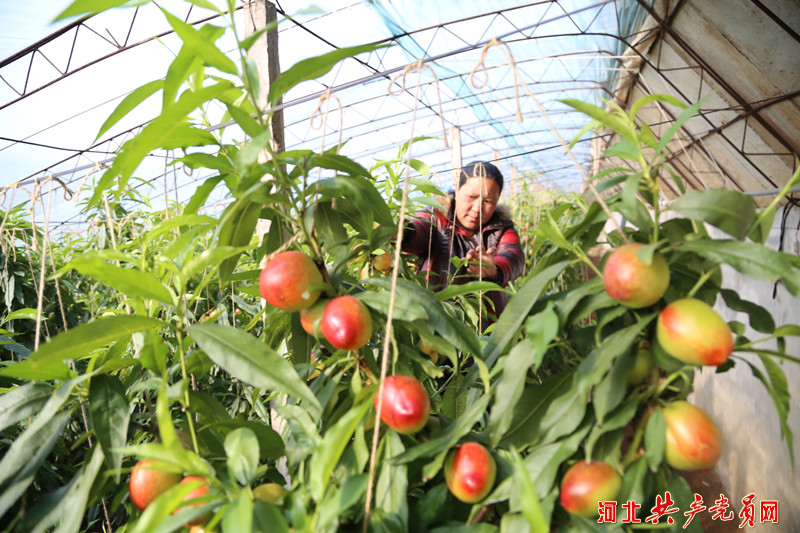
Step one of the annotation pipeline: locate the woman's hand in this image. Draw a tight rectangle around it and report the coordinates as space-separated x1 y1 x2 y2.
465 246 498 280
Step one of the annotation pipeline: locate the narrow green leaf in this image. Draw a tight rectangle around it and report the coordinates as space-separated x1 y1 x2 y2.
654 93 712 160
671 189 756 240
268 43 389 105
749 163 800 243
488 304 559 444
50 445 106 533
750 356 793 466
54 0 132 21
629 93 687 120
158 124 218 149
0 412 71 519
26 315 164 369
392 395 490 466
217 199 261 281
144 213 216 245
478 261 568 375
435 281 505 301
500 371 574 450
719 289 775 333
680 239 800 296
223 489 254 533
317 474 369 531
560 98 636 144
644 408 666 472
774 324 800 337
69 255 173 303
375 432 408 525
95 79 163 141
226 102 264 139
190 323 322 417
181 245 248 284
509 449 548 533
0 382 53 432
308 399 371 501
89 375 131 483
161 11 238 74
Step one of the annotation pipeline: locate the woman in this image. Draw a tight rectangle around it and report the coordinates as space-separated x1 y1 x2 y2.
402 161 525 326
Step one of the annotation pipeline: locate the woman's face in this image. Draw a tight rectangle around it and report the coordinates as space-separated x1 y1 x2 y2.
455 177 501 233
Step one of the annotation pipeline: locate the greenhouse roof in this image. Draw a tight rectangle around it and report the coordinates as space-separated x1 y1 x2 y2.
0 0 798 228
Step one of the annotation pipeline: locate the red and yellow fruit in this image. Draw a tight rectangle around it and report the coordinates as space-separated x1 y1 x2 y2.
372 252 393 273
259 251 322 312
663 401 722 471
418 339 439 364
374 375 430 434
559 460 621 517
602 243 669 308
656 298 733 366
444 442 496 503
253 482 285 503
320 295 373 350
299 299 328 337
174 476 211 526
129 459 181 511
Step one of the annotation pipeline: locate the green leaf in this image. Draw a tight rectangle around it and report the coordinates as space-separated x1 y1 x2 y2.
190 323 322 417
0 382 53 432
488 304 559 444
375 431 408 525
90 81 233 205
392 395 490 470
644 408 666 472
54 0 133 21
585 399 638 462
217 198 261 281
479 261 568 375
158 124 218 149
719 289 775 333
69 254 173 303
25 315 164 370
365 278 481 356
654 93 712 160
591 348 636 423
629 93 687 120
749 356 793 466
0 412 71 519
500 370 575 450
185 175 223 214
604 137 641 161
268 43 389 105
308 399 371 501
749 163 800 243
671 189 756 239
144 214 216 245
509 449 548 533
95 79 163 141
560 98 636 144
317 474 369 531
253 500 290 533
435 281 505 301
22 443 106 533
774 324 800 337
223 489 254 533
89 375 131 483
679 239 800 296
225 427 260 486
161 11 237 74
181 245 248 285
226 102 264 139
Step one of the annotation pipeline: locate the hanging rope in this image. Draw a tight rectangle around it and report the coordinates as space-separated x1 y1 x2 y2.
364 59 431 533
389 60 449 149
469 37 630 244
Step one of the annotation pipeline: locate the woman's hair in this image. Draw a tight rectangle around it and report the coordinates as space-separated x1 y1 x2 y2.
457 161 504 192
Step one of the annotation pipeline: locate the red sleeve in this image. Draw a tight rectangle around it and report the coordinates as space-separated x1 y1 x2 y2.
401 211 437 257
493 226 524 286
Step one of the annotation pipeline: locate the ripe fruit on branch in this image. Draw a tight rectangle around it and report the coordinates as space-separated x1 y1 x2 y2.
372 252 393 273
253 482 285 503
656 298 733 366
663 401 722 471
320 295 373 350
129 459 181 511
259 251 322 312
175 476 211 526
444 442 496 503
300 299 329 337
559 459 621 517
602 243 669 308
374 375 430 434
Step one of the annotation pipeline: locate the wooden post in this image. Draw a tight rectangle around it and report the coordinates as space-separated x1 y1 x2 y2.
245 0 284 154
450 126 462 190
